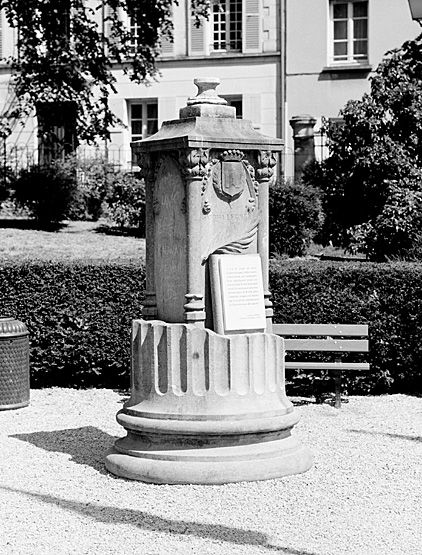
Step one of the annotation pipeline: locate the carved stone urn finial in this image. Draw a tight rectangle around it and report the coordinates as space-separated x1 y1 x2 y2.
180 77 234 118
187 77 228 106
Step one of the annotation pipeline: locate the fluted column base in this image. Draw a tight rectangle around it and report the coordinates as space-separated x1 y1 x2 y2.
105 320 312 484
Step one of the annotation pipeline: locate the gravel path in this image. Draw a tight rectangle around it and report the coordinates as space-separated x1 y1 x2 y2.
0 390 421 555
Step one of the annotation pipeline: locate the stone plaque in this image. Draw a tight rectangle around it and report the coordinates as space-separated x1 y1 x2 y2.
209 254 266 334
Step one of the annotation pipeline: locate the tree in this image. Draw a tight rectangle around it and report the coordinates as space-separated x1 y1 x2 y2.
303 33 422 259
0 0 209 159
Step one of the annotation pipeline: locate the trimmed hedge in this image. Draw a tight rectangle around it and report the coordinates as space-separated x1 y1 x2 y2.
1 258 421 395
271 259 422 396
0 261 145 388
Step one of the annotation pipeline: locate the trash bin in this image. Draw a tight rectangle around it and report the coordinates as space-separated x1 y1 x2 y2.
0 317 30 410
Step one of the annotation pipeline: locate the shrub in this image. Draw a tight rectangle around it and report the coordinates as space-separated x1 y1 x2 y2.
269 179 324 257
1 259 422 395
105 172 145 232
58 154 114 221
0 164 16 205
347 179 422 261
0 261 145 388
270 259 422 397
303 33 422 257
12 163 78 227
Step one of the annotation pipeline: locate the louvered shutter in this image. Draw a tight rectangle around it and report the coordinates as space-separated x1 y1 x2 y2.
160 35 175 56
243 0 261 54
189 0 206 57
159 6 175 57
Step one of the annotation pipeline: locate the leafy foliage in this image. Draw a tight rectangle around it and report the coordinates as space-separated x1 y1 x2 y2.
0 0 210 144
57 153 116 221
303 33 422 259
12 163 78 226
347 178 422 261
0 261 145 388
9 153 146 227
269 179 324 257
105 171 145 231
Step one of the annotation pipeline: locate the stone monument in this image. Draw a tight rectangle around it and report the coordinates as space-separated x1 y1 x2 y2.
105 78 313 484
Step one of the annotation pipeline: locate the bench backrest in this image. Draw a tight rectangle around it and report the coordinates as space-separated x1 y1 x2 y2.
272 323 369 353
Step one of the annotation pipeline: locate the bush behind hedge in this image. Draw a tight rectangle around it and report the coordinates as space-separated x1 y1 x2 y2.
1 259 421 395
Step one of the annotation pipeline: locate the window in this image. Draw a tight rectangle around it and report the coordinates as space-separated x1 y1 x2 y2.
130 102 158 142
212 0 242 52
189 0 261 56
330 1 368 64
223 96 243 119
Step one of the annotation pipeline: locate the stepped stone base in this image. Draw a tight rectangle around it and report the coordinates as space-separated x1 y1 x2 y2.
105 320 313 484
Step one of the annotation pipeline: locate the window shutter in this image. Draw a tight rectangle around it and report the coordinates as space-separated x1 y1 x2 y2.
243 0 261 54
160 35 175 56
159 6 175 57
189 11 206 56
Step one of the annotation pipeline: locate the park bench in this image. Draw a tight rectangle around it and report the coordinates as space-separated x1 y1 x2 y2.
273 324 370 408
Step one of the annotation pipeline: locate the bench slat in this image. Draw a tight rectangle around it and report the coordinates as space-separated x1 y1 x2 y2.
273 323 368 337
284 338 369 352
285 362 370 371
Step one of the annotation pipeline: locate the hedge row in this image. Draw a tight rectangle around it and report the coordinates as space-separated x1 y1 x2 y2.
271 259 422 396
0 261 145 388
1 259 421 394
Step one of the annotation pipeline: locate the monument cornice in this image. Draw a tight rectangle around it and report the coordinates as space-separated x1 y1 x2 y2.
131 117 284 154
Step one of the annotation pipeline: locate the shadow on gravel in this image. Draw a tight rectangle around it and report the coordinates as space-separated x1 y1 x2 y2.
0 485 318 554
10 426 117 475
349 429 422 443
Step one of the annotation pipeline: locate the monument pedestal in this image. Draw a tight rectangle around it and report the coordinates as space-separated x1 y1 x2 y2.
105 320 313 484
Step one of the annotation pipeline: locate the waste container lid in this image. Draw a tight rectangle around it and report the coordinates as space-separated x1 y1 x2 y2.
0 317 29 337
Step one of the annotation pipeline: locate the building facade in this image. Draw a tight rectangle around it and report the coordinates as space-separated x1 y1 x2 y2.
0 1 420 175
284 0 420 175
108 0 281 168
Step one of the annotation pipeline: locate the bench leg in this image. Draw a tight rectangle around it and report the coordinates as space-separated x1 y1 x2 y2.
333 368 342 408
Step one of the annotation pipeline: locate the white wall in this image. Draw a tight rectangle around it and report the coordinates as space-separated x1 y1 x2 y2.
284 0 421 178
109 56 280 157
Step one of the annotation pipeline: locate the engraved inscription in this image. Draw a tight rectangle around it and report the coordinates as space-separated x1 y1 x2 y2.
217 254 266 333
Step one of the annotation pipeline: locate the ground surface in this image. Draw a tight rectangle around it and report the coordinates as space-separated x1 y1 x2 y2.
0 220 145 262
0 216 351 263
0 390 420 555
